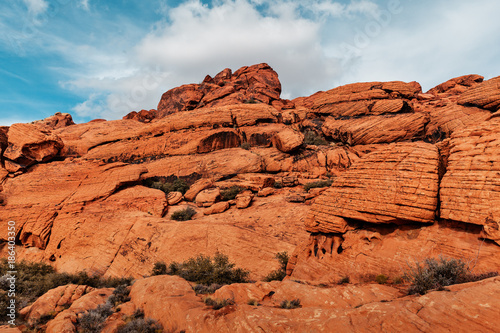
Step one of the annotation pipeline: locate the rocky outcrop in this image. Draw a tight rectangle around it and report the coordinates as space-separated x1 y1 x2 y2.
272 128 304 152
457 75 500 110
32 112 75 129
322 112 429 145
427 74 484 95
307 142 439 229
440 117 500 244
156 63 289 117
127 274 500 333
3 123 64 172
122 109 158 123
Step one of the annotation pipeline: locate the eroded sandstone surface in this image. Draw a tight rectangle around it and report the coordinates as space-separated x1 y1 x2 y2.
1 64 500 332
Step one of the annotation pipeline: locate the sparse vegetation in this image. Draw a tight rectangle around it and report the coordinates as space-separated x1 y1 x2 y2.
116 317 163 333
240 142 251 150
171 206 197 221
78 303 113 333
375 274 388 285
151 253 249 287
247 298 259 306
273 181 283 189
405 256 498 295
203 296 235 310
338 276 350 284
220 186 243 201
303 179 333 192
304 131 329 146
107 284 131 306
264 252 289 282
193 283 223 295
280 299 301 309
0 259 133 325
144 177 190 195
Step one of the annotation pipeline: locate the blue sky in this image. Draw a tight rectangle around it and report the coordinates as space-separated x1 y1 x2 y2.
1 0 500 125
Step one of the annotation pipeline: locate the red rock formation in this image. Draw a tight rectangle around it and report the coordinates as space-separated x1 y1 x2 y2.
156 63 289 117
428 74 484 95
440 117 500 244
32 112 75 129
457 75 500 110
122 109 158 122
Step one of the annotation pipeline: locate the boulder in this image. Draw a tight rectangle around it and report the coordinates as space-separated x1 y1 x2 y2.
457 75 500 110
203 201 230 215
122 109 158 122
4 123 64 171
195 188 221 207
235 190 254 209
272 128 304 152
33 112 75 129
184 179 214 202
257 187 275 197
167 191 183 205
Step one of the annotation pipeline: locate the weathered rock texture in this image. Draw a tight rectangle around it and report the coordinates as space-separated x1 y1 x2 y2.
1 66 500 332
156 63 291 118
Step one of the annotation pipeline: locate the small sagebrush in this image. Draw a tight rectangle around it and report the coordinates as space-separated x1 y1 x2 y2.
116 317 163 333
406 256 469 295
264 252 289 282
280 299 301 309
152 253 249 286
220 186 243 201
78 303 113 333
171 206 197 221
304 131 329 146
203 297 234 310
303 180 333 192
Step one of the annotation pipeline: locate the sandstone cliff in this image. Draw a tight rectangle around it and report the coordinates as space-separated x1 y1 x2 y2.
1 64 500 332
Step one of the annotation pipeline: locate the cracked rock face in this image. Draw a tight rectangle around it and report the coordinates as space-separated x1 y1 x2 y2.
2 67 500 332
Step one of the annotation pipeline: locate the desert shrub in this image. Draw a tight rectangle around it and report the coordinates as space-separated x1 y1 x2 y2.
78 303 113 333
144 177 190 195
303 180 333 192
152 253 249 286
375 274 388 285
107 284 131 306
462 271 498 282
240 142 251 150
116 317 163 333
273 181 283 189
193 283 223 294
220 186 243 201
406 256 469 295
203 297 234 310
151 262 167 276
247 299 259 306
0 259 133 325
280 299 301 309
264 252 289 282
338 276 350 284
171 206 197 221
304 131 329 146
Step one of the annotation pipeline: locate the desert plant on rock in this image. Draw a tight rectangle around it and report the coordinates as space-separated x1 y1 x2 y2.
203 296 235 310
78 303 113 333
375 274 388 285
107 284 131 306
220 185 243 201
406 256 468 295
280 299 301 309
144 177 190 195
303 179 333 192
264 252 289 282
116 317 163 333
171 206 197 221
152 253 249 286
304 130 329 146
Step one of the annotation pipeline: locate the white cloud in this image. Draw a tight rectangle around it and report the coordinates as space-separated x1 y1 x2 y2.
79 0 90 11
22 0 48 17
